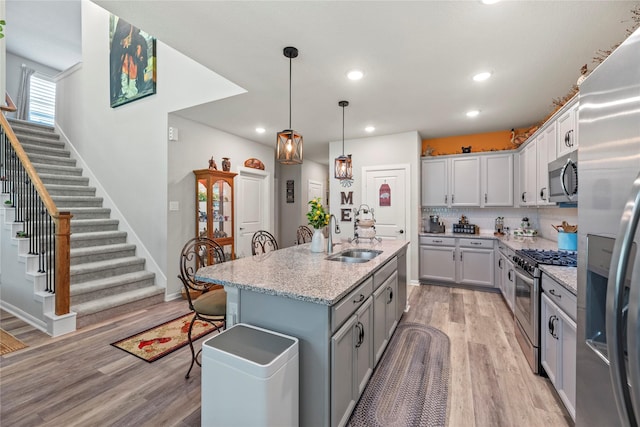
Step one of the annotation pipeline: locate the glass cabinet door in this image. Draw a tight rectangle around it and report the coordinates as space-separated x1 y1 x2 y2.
197 179 209 238
212 179 233 241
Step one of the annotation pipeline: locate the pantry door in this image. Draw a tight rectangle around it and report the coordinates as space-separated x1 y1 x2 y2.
362 165 409 241
236 167 271 258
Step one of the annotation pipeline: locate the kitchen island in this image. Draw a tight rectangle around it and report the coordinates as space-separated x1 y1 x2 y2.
196 239 409 427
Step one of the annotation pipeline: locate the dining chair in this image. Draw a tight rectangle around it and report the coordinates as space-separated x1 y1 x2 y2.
251 230 279 255
177 236 227 379
296 225 313 245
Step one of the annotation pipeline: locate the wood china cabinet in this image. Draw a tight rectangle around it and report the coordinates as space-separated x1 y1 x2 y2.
193 169 237 261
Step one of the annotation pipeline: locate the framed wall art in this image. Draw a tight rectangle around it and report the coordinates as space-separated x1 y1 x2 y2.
109 15 157 108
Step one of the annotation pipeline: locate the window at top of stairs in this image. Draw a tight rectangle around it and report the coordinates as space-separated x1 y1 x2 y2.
28 74 56 127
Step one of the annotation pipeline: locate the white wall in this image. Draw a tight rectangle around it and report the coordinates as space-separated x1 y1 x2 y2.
166 114 274 297
55 0 245 292
277 163 301 248
1 0 5 104
329 131 421 282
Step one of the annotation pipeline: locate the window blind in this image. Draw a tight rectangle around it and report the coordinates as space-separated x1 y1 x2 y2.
28 74 56 126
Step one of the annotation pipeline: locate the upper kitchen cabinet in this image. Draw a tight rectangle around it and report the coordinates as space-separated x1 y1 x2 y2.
421 158 448 206
422 153 513 208
481 153 513 207
519 141 537 206
556 99 578 158
194 169 237 260
536 122 557 206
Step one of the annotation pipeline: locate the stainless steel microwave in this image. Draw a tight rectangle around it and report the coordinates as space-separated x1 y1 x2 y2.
548 151 578 203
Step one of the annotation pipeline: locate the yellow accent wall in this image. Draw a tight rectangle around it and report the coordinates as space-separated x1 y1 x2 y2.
422 128 528 156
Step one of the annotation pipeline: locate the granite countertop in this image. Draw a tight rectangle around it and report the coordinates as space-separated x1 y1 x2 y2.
420 231 577 294
540 265 577 295
196 239 409 306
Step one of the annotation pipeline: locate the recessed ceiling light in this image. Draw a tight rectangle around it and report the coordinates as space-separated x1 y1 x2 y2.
255 127 266 134
347 70 364 81
466 110 480 118
481 0 500 4
365 126 375 133
473 71 492 82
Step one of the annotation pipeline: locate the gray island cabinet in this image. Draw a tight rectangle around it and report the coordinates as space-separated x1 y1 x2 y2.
196 239 409 427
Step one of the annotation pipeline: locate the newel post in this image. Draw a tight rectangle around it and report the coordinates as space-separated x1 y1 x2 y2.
55 212 72 316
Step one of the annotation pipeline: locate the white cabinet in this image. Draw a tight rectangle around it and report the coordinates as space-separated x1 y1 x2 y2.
556 100 578 158
419 236 494 288
421 158 448 206
421 155 482 207
331 295 373 427
450 156 481 206
496 242 515 312
373 271 398 365
541 273 576 421
536 122 557 206
519 140 537 206
482 153 513 207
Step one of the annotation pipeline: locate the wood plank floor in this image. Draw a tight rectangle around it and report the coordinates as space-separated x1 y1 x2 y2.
1 285 572 426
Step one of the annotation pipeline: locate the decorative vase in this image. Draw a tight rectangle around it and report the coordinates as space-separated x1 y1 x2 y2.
222 157 231 172
310 228 324 253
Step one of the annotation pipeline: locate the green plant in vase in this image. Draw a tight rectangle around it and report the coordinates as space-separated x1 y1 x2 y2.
307 198 329 229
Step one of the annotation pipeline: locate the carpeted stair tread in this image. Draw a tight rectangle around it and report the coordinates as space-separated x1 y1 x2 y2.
71 230 127 242
45 184 96 197
50 195 104 207
70 218 120 233
22 143 71 158
70 242 136 256
7 118 55 134
35 165 85 177
26 152 76 167
13 134 64 149
71 286 164 316
70 270 155 297
65 207 111 218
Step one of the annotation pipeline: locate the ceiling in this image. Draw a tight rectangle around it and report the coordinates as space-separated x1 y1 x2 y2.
5 1 639 164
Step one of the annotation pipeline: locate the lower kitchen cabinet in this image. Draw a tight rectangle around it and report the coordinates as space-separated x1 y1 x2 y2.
496 242 516 312
419 236 494 288
331 296 373 427
373 271 398 365
541 275 576 421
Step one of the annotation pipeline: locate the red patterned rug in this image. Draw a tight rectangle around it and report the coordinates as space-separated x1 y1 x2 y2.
111 313 221 362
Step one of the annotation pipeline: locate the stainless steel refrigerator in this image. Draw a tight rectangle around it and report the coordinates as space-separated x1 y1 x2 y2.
577 27 640 426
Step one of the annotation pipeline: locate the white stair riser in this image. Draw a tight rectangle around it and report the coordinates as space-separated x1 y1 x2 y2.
71 277 155 305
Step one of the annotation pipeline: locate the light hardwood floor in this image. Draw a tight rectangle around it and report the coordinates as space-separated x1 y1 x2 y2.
1 285 572 426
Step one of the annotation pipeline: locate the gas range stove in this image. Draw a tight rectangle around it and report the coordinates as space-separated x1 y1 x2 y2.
513 249 577 276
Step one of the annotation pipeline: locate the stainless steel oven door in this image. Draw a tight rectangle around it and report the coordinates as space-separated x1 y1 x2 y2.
514 266 539 347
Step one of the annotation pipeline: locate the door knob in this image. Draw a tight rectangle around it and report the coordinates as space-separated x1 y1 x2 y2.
239 227 245 230
398 229 404 234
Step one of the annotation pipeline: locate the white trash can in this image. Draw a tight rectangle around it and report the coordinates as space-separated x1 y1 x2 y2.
201 323 299 427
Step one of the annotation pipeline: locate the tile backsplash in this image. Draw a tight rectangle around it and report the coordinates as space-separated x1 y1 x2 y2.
421 206 578 242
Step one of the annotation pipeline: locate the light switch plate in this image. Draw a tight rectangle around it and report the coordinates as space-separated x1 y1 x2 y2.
168 126 179 141
169 201 179 211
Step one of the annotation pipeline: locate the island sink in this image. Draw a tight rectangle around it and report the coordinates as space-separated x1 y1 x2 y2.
326 248 383 263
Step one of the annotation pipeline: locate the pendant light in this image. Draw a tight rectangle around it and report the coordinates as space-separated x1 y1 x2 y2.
334 100 353 180
276 46 303 165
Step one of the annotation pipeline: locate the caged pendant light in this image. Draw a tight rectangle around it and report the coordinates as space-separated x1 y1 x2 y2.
334 100 353 180
276 46 303 165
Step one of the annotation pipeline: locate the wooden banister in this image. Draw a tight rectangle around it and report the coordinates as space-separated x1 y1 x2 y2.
1 92 17 113
0 114 72 315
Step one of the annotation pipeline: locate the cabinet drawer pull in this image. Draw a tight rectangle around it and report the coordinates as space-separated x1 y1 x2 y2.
485 193 488 203
353 294 365 304
470 241 481 245
549 289 562 299
433 239 443 243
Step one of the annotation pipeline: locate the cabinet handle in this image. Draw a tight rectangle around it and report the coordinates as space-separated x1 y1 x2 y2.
460 252 463 261
433 239 443 243
355 322 364 348
498 258 503 269
485 193 488 203
353 294 365 304
548 315 559 339
549 289 562 299
444 195 448 204
470 241 481 246
540 187 546 201
568 129 574 147
508 270 513 282
451 194 455 204
452 252 455 261
387 287 394 304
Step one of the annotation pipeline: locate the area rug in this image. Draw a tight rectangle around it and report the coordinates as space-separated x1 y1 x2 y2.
111 313 221 363
347 322 450 427
0 329 28 355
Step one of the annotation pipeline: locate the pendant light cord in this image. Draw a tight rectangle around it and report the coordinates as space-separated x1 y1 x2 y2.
342 104 345 155
289 57 292 130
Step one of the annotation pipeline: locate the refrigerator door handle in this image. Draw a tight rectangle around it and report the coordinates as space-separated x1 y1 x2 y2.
608 170 640 427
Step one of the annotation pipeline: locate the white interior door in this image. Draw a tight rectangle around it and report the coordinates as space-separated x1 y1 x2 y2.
236 168 271 258
308 179 324 204
362 165 408 241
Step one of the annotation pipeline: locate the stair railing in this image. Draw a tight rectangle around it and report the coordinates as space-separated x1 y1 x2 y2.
1 92 17 113
0 112 72 316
